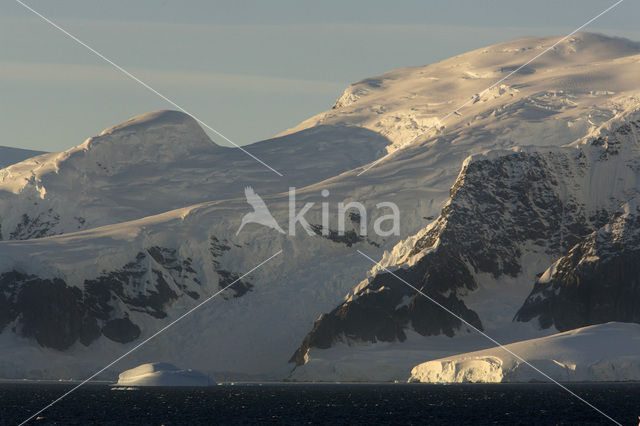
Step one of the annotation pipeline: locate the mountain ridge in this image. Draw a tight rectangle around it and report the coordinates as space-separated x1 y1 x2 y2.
0 146 46 169
2 33 640 381
291 110 640 379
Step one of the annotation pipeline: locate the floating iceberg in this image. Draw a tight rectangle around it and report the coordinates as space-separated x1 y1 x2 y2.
115 363 214 387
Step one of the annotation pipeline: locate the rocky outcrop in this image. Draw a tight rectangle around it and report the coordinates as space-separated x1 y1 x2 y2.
292 117 640 367
515 199 640 331
0 241 249 351
292 149 584 365
0 267 151 350
10 210 61 240
289 255 482 365
101 318 140 344
210 237 253 298
11 273 98 350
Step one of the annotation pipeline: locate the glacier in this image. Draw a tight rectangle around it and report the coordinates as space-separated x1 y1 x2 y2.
410 322 640 383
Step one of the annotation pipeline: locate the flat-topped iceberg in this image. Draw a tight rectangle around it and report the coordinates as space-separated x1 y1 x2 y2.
115 363 213 387
410 322 640 383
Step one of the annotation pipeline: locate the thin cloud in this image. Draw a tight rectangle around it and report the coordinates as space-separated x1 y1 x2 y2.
0 61 344 94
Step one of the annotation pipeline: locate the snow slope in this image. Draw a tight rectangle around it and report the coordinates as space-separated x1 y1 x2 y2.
409 322 640 383
0 110 390 239
115 362 212 386
4 33 640 241
282 33 640 151
0 146 45 169
2 33 640 381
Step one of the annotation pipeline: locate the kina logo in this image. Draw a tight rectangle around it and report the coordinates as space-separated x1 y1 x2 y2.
236 187 286 235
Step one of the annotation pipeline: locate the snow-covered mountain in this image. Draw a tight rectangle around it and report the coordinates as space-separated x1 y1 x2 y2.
281 32 640 152
290 113 640 379
2 33 640 381
0 110 390 239
0 146 45 169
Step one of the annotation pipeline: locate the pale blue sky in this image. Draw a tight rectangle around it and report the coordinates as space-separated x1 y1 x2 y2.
1 0 638 152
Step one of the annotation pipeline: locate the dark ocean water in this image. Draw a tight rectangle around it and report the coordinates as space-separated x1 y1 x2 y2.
1 383 639 425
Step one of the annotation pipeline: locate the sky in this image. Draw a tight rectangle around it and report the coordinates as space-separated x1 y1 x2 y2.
1 0 639 152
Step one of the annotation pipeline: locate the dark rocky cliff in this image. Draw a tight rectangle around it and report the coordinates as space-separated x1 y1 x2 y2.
0 240 250 351
515 200 640 331
291 118 640 366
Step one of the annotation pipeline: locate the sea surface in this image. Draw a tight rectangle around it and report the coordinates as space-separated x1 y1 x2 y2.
1 383 639 425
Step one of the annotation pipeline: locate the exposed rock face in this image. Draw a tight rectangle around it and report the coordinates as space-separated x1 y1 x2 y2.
289 257 482 365
0 265 162 350
13 274 95 351
102 318 141 344
210 237 253 298
292 117 640 367
0 240 249 351
515 199 640 331
10 210 62 240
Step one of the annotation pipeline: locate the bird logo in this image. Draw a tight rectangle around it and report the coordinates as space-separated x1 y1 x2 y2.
236 186 285 235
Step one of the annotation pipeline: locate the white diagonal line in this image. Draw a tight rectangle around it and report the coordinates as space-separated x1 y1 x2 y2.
356 249 621 426
14 0 284 177
357 0 625 176
19 250 283 426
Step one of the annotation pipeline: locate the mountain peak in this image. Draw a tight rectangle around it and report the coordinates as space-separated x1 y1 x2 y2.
98 110 203 137
80 110 216 162
487 32 640 61
0 110 217 199
282 32 640 148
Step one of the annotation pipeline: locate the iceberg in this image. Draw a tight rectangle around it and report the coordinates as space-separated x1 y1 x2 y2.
115 363 214 387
